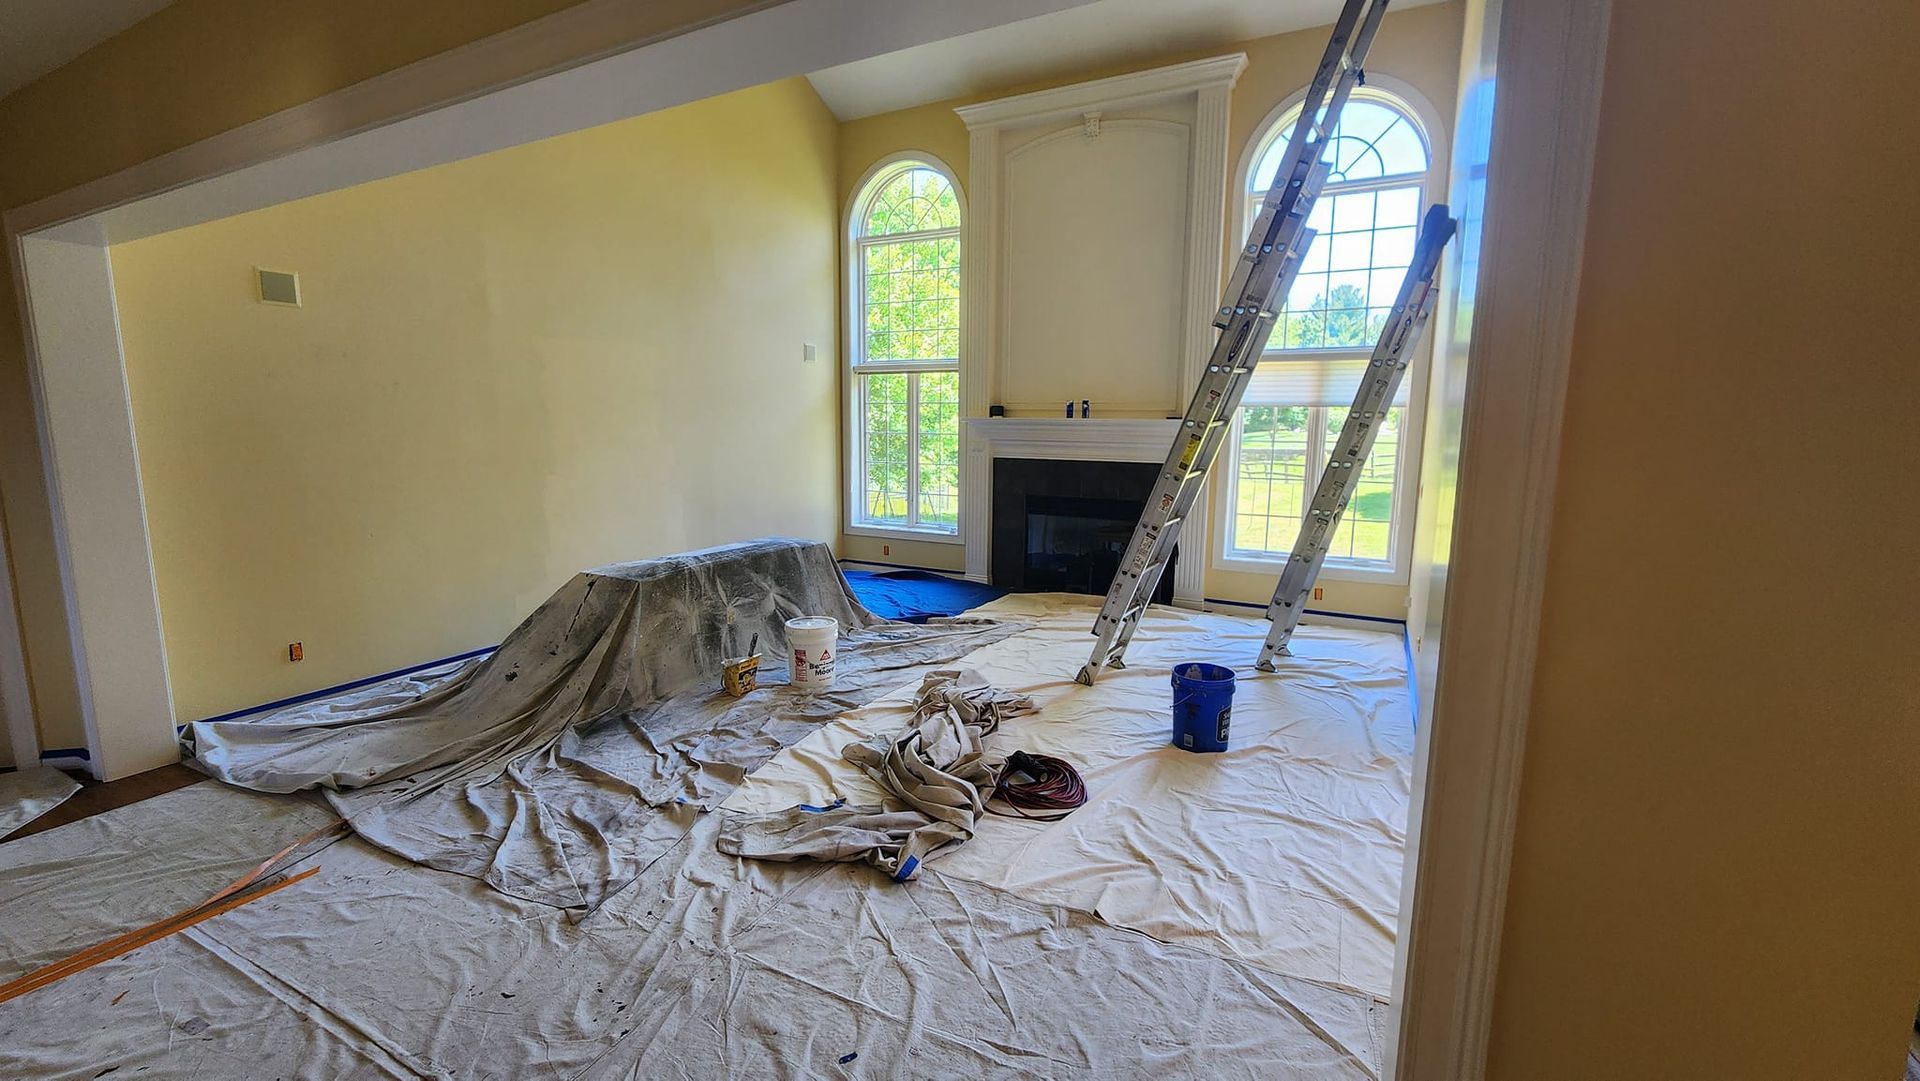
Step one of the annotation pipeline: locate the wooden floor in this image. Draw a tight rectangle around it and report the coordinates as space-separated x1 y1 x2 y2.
0 763 206 843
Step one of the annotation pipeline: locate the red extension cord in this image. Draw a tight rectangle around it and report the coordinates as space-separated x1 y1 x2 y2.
989 750 1087 821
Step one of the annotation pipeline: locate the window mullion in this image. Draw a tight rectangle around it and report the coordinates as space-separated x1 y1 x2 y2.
856 375 872 523
855 243 867 367
858 225 960 248
1305 407 1327 521
906 373 922 528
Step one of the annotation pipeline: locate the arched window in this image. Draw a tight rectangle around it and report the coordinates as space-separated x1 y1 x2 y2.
1225 91 1434 574
847 157 963 535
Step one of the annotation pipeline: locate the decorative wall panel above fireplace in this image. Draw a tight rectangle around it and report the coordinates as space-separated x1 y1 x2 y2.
951 56 1244 605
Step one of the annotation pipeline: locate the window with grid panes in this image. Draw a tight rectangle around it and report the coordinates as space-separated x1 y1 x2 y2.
849 160 962 534
1227 94 1429 572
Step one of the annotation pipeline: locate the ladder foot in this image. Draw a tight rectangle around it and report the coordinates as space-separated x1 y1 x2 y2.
1075 665 1098 687
1255 658 1277 673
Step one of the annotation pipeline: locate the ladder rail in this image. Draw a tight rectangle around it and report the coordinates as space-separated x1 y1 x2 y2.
1079 218 1321 681
1076 0 1392 686
1255 203 1457 668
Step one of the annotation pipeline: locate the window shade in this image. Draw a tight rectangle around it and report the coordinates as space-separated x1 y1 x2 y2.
1240 354 1411 408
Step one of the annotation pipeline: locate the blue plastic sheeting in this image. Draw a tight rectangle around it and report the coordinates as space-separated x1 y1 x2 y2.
843 568 1009 623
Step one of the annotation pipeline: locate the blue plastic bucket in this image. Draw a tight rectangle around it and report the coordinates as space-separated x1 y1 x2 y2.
1171 662 1235 753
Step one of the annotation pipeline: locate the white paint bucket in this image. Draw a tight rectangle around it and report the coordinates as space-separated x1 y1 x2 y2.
785 616 838 692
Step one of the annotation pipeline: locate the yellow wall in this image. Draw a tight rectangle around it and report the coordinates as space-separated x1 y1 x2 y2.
0 0 771 754
1486 2 1920 1079
107 77 838 722
833 1 1466 617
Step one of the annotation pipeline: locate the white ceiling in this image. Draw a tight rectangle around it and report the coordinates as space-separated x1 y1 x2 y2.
805 0 1444 121
0 0 177 101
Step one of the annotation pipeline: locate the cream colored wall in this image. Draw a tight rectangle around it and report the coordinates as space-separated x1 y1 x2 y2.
0 0 772 754
1486 2 1920 1079
832 3 1465 617
108 76 838 723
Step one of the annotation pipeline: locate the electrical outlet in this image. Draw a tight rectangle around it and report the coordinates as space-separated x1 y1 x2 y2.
882 544 891 556
803 343 818 364
288 642 304 663
1312 587 1323 601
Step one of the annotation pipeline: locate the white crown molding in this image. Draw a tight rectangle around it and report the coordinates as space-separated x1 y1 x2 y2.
955 53 1247 131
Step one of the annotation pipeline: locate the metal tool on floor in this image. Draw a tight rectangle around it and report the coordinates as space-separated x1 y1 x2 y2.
1075 0 1455 684
0 818 346 1004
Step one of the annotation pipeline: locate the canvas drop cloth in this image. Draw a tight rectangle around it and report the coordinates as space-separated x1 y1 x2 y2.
184 539 1026 911
716 669 1036 881
0 767 79 837
0 783 1388 1079
723 593 1417 999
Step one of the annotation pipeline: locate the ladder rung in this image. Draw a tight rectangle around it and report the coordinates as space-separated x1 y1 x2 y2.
1078 0 1403 687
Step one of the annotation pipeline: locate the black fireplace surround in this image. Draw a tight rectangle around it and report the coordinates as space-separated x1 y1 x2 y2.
990 457 1176 603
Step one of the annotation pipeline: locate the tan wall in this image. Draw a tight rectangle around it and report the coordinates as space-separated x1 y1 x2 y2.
107 77 838 723
1487 2 1920 1079
832 1 1466 616
0 0 770 752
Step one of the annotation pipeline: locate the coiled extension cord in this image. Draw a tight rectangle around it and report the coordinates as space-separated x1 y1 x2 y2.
989 750 1087 821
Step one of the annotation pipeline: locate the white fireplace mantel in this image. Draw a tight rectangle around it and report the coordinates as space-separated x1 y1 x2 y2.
962 417 1205 606
965 417 1178 463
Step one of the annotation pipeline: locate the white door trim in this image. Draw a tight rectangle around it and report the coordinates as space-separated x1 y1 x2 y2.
1389 0 1614 1077
0 497 36 770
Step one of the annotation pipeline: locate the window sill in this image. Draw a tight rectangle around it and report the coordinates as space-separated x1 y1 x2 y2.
845 522 964 546
1214 551 1407 585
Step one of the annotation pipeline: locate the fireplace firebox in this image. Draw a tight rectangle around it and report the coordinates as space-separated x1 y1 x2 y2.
990 457 1176 603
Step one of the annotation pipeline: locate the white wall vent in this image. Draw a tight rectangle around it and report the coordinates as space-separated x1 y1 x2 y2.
255 267 300 306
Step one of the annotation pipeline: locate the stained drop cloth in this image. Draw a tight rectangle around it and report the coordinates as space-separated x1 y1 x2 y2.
723 593 1416 998
0 564 1412 1077
0 766 80 836
184 539 1027 911
717 669 1035 880
0 783 1387 1078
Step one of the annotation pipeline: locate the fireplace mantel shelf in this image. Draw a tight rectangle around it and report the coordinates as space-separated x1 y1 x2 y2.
963 417 1180 464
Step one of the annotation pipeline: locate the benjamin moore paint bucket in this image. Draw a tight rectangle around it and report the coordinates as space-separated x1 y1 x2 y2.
1171 662 1235 753
786 616 838 692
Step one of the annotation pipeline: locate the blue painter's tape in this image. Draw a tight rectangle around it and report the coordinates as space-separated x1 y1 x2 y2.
181 645 497 729
798 798 846 814
1202 596 1408 626
39 746 89 762
1402 623 1420 728
894 855 919 882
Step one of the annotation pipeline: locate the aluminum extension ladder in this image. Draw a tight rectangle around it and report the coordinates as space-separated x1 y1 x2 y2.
1253 203 1454 668
1074 0 1449 685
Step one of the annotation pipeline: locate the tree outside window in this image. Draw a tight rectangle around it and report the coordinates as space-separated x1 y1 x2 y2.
849 160 961 534
1229 95 1429 570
